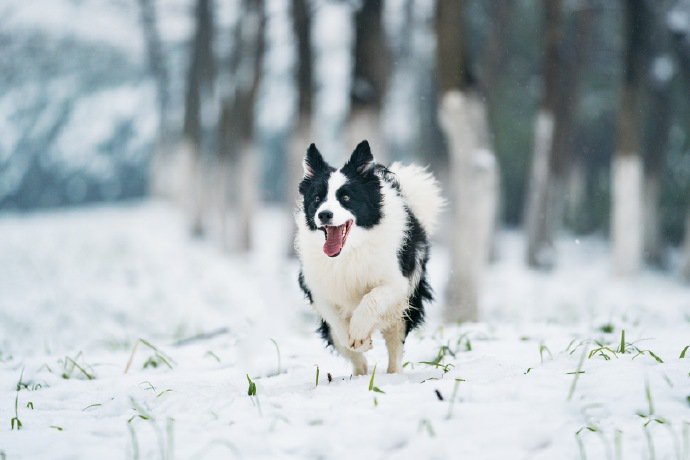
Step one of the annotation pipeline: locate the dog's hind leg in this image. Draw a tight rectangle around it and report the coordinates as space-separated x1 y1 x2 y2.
383 318 405 373
333 340 368 376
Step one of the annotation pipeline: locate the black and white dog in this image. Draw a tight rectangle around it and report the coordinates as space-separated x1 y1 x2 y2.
296 140 443 375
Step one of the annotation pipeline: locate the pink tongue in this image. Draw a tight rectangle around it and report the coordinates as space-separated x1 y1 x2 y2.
323 225 345 257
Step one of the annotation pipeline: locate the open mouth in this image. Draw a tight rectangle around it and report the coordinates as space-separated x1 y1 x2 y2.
320 220 353 257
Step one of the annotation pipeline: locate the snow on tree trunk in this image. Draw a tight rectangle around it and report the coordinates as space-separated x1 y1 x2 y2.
440 91 498 323
525 110 556 268
611 154 643 276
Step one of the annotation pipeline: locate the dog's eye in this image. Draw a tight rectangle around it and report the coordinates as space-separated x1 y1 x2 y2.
342 194 350 202
313 196 321 203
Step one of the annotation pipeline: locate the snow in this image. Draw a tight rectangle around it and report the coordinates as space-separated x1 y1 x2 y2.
5 0 145 56
668 1 690 34
1 202 688 459
651 55 675 84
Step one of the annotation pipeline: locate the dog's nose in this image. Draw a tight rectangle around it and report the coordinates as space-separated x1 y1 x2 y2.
318 210 333 223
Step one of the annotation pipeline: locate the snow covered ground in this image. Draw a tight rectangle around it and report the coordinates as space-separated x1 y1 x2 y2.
0 202 688 459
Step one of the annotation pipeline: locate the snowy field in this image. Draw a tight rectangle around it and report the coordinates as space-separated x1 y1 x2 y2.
0 202 689 460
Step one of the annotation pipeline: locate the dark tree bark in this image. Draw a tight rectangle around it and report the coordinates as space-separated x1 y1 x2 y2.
348 0 390 156
436 0 468 94
293 0 313 125
483 0 513 107
665 1 690 281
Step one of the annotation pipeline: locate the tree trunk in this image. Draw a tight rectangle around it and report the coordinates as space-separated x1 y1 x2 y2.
642 6 674 267
549 3 593 240
642 170 662 265
524 0 562 269
348 0 389 158
683 207 690 283
612 0 647 276
565 157 587 232
183 0 215 237
436 0 499 323
526 1 596 267
138 0 174 199
217 0 265 253
287 0 314 257
440 92 499 323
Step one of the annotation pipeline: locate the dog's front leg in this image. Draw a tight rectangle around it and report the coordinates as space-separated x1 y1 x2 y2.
348 282 405 351
316 304 370 375
315 304 350 346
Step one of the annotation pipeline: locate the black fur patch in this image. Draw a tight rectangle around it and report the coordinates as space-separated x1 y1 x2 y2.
397 207 432 337
338 141 384 229
334 172 383 228
298 144 334 231
398 208 428 278
298 271 313 304
405 275 432 336
317 320 334 347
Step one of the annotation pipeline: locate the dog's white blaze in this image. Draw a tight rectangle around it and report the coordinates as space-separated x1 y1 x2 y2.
315 171 353 226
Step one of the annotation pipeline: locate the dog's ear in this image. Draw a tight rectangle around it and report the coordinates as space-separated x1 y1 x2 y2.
345 140 375 176
303 143 328 179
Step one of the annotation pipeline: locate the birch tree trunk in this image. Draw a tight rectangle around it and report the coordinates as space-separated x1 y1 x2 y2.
436 0 499 323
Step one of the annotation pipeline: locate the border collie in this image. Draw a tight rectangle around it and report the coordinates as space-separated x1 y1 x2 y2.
295 140 444 375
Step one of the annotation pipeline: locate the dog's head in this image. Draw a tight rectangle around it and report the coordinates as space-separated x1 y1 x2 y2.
298 140 383 257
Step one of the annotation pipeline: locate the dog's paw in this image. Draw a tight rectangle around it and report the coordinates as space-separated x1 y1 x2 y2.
347 335 373 352
348 309 375 352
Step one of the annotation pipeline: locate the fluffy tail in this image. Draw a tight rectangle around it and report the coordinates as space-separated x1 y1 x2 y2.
389 162 445 235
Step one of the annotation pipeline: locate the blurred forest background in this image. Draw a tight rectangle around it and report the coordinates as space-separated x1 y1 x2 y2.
1 0 689 320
